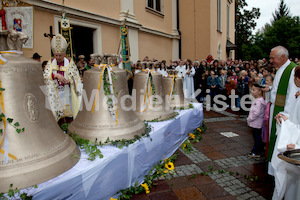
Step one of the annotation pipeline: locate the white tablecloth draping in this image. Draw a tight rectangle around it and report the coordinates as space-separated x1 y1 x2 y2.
26 103 203 200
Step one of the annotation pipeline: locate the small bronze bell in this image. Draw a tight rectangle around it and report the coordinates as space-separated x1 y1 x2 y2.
0 30 80 193
68 53 145 142
162 70 190 109
133 62 175 121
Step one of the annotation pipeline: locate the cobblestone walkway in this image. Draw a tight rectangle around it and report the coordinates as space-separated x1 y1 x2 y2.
132 108 274 200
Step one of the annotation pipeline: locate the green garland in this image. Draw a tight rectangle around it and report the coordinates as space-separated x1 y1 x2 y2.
103 122 153 149
102 68 118 118
61 123 103 161
0 88 25 134
149 73 157 107
146 112 179 122
62 122 153 159
0 184 36 200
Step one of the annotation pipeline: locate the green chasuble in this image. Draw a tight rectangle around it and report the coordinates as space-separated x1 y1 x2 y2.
267 62 297 161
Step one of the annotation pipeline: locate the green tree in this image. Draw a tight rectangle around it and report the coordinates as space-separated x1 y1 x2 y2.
262 16 300 59
272 0 290 23
235 0 260 59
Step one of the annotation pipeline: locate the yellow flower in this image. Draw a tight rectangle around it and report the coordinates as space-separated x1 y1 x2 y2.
141 183 150 194
189 133 195 139
197 128 202 132
163 169 169 173
110 198 117 200
183 143 187 148
165 162 175 171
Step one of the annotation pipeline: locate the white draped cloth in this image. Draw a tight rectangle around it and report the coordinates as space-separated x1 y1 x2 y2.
184 67 195 98
271 97 300 200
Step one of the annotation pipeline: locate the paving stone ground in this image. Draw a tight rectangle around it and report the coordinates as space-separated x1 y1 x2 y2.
131 107 275 200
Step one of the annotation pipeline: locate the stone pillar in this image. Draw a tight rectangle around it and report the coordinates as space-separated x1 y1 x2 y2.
120 0 139 63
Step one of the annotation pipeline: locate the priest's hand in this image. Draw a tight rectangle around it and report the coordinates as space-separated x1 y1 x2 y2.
275 113 288 124
262 85 270 92
296 91 300 98
287 144 295 150
54 73 70 84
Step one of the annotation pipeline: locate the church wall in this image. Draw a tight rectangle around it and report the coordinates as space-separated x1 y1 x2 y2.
101 24 121 54
138 32 172 62
47 0 121 20
194 0 211 61
134 0 173 35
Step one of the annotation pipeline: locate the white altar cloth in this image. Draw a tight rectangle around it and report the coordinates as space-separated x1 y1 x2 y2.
25 103 203 200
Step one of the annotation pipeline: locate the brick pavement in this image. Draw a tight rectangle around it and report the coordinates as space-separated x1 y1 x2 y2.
131 107 275 200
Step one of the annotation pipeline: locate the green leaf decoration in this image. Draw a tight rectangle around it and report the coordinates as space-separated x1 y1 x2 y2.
0 88 5 91
7 118 13 123
14 122 20 127
16 129 21 134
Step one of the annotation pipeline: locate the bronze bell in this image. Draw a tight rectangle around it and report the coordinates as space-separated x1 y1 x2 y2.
133 62 175 121
162 70 190 109
0 30 80 193
68 53 145 142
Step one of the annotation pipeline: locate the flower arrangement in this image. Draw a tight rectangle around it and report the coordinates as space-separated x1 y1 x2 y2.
181 121 207 154
114 154 178 199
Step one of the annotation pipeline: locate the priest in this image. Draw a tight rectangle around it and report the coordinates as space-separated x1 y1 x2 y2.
262 46 298 172
43 34 83 125
271 65 300 199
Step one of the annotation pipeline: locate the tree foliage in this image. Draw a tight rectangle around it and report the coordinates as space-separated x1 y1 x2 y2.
272 0 290 23
241 16 300 60
235 0 300 60
235 0 260 59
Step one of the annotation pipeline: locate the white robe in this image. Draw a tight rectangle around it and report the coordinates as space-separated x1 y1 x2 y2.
184 67 195 98
271 97 300 200
157 68 168 77
175 65 186 78
175 65 187 98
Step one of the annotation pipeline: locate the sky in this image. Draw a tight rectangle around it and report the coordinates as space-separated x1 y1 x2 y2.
245 0 300 33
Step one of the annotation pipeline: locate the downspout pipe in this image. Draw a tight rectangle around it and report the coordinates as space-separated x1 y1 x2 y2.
177 0 181 59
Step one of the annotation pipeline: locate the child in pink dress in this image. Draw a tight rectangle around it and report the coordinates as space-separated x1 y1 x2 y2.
247 83 267 158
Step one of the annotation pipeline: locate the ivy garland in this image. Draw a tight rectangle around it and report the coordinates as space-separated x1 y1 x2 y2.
0 88 25 134
146 112 179 122
171 76 177 96
103 122 153 149
61 122 153 160
0 184 37 200
102 68 118 118
149 73 157 107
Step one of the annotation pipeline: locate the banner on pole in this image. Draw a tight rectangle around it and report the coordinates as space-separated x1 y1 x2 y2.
61 18 73 60
120 25 132 79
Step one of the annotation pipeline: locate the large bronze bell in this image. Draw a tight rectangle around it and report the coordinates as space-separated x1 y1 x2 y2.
133 62 175 121
0 30 80 193
162 70 190 109
68 53 145 142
